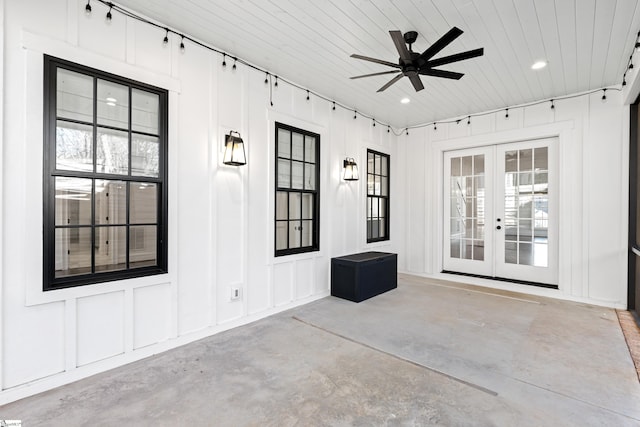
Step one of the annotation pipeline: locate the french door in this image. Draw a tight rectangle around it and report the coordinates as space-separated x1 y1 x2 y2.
443 138 558 286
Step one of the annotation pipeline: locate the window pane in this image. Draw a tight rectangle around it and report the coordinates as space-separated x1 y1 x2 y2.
304 136 316 163
130 182 157 224
289 221 301 248
301 220 312 247
474 155 484 174
302 194 313 219
132 89 159 134
95 180 126 225
461 156 472 175
374 155 381 174
292 133 304 161
519 149 533 171
367 174 375 195
451 157 461 176
379 219 386 238
275 221 287 250
130 225 157 268
55 227 92 278
450 238 460 258
277 129 290 158
97 79 129 129
505 150 517 172
304 164 315 190
56 121 94 172
132 134 159 177
370 218 379 238
534 147 548 170
473 240 484 260
505 241 517 264
374 175 381 196
291 161 304 189
519 243 533 266
57 68 93 122
97 127 129 175
277 159 290 188
381 177 388 196
276 192 288 220
289 192 301 220
95 226 126 272
368 152 374 174
381 156 388 176
55 177 92 226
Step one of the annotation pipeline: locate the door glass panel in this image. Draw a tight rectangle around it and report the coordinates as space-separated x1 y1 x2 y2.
504 146 549 267
473 240 484 261
461 239 473 260
451 157 461 176
461 156 472 175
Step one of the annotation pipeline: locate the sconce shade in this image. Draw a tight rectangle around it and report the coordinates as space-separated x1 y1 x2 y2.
223 131 246 166
343 157 359 181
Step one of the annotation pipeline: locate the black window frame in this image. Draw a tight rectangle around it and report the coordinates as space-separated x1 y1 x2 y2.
274 122 320 256
43 55 168 291
366 149 390 243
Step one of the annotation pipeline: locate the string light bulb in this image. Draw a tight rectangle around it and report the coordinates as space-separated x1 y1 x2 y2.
163 29 169 45
601 89 607 102
387 125 390 133
232 58 237 70
372 119 376 127
550 99 555 110
406 128 409 136
354 111 357 119
623 75 627 86
433 123 437 131
222 54 226 67
467 116 471 125
332 102 336 111
274 76 278 87
106 3 113 21
264 72 268 84
85 0 91 15
505 108 509 119
630 55 634 70
306 90 310 101
180 35 185 52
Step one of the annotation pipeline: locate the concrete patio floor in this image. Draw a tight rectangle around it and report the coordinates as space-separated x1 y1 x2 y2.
1 274 639 426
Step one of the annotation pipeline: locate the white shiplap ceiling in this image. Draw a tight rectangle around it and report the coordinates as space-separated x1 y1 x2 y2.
115 0 640 128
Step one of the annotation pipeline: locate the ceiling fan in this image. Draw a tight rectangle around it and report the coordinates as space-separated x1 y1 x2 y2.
350 27 484 92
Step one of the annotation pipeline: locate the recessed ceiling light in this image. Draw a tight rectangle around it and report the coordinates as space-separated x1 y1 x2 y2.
400 97 410 104
106 97 117 107
531 60 547 70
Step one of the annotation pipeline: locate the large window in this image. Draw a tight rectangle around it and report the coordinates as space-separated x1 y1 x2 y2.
275 122 320 256
367 149 390 242
43 56 168 290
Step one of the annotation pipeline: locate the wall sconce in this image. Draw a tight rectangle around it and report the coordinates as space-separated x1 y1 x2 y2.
223 131 246 166
343 157 359 181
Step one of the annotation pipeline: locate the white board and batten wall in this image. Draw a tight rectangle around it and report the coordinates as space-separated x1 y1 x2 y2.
399 89 630 309
0 0 401 404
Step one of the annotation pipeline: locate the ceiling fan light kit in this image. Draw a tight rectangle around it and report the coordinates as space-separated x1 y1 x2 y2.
350 27 484 92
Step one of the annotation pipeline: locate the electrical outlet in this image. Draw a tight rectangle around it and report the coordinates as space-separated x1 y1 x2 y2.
230 287 242 301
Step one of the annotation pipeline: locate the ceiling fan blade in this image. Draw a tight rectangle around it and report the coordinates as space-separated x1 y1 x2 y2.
377 74 405 92
420 26 463 60
427 48 484 68
350 54 400 69
350 70 402 79
408 74 425 92
390 30 411 61
418 68 464 80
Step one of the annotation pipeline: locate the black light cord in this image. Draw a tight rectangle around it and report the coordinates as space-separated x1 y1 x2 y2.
86 0 627 138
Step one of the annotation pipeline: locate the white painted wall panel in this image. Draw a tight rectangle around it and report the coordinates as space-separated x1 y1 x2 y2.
132 20 172 76
133 284 171 349
76 292 125 366
77 2 127 62
273 263 293 307
295 259 313 299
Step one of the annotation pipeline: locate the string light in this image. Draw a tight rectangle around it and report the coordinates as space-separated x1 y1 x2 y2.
85 0 91 14
106 2 112 21
332 102 336 111
601 88 607 102
630 55 634 70
274 76 278 87
387 125 390 133
623 75 627 86
550 99 555 109
232 58 237 70
354 111 357 119
264 72 268 84
406 128 409 135
467 116 471 125
163 28 169 45
372 119 376 127
222 54 226 67
180 35 185 52
306 90 310 101
433 123 437 131
505 108 509 119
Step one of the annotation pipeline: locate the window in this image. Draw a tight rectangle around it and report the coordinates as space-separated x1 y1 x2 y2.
43 56 168 290
367 149 390 242
275 122 320 256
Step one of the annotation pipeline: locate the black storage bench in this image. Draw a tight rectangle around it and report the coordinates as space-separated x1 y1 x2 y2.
331 252 397 302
